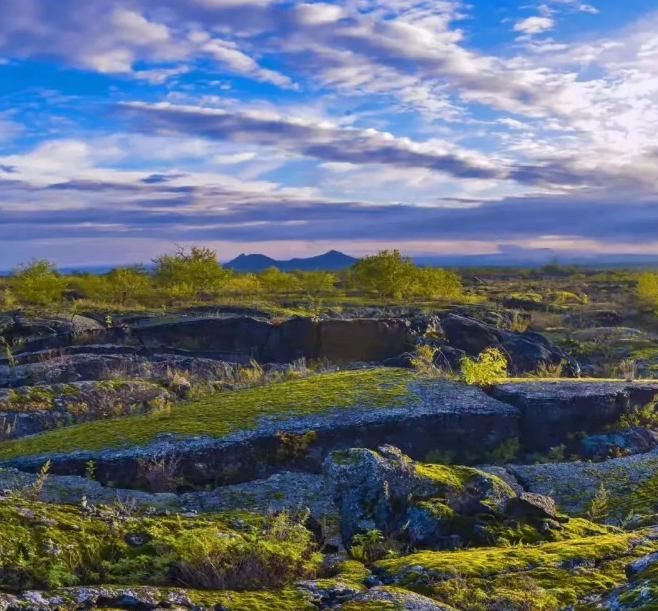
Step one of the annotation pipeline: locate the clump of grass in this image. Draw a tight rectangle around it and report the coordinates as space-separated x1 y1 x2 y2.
619 358 637 382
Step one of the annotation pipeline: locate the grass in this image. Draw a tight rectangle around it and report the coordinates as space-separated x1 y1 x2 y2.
0 368 415 459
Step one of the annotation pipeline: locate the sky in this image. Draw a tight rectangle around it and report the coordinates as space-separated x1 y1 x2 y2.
1 0 658 266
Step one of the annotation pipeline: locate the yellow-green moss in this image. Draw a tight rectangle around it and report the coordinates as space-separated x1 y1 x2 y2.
0 498 320 591
0 369 415 458
376 530 654 579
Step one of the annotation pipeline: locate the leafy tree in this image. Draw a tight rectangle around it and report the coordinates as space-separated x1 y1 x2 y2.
409 267 462 300
295 271 336 295
259 267 301 295
154 247 231 301
106 266 153 305
10 259 67 306
352 250 416 299
224 273 263 297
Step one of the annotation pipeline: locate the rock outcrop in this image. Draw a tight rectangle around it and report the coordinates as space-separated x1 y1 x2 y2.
134 316 414 364
490 380 658 450
0 375 520 489
441 313 580 376
325 446 557 549
0 381 171 439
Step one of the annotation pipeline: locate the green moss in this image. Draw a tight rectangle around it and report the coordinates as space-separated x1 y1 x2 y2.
378 530 658 611
376 530 654 580
0 498 320 591
0 369 415 458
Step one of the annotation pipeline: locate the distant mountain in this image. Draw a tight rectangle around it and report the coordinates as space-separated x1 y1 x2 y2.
225 250 357 272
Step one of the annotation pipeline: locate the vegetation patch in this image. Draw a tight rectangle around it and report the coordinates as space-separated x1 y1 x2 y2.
0 369 415 459
0 498 320 592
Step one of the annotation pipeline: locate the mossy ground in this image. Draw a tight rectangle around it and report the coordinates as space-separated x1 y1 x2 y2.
376 529 658 611
0 497 320 592
0 369 414 459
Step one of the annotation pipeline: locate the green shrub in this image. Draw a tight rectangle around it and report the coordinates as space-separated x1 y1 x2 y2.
10 259 67 306
461 348 508 386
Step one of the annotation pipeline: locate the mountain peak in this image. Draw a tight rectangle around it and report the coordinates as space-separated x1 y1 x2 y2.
225 250 356 272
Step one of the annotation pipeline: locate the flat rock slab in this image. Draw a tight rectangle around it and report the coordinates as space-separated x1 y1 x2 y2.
490 381 658 450
0 374 519 488
486 448 658 519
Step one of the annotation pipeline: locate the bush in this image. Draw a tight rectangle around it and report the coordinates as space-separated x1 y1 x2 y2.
10 259 67 306
460 348 508 386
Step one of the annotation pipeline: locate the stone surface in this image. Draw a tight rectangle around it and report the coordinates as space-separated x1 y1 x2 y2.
0 353 230 388
0 378 519 489
134 315 415 364
0 381 171 438
490 380 658 450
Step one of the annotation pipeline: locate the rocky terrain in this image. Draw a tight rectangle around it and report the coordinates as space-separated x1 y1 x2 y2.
1 305 658 611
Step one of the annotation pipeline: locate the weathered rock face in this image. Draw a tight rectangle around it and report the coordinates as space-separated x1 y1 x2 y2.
0 353 228 388
581 426 658 460
133 316 415 364
325 446 552 549
486 448 658 520
441 313 580 376
0 381 171 439
490 381 658 450
0 313 107 353
0 379 519 489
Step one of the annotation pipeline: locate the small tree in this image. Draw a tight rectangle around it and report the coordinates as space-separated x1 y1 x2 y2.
352 250 416 299
224 273 263 298
10 259 67 306
637 271 658 306
106 266 152 305
154 247 231 301
259 267 301 295
409 267 462 300
295 271 336 295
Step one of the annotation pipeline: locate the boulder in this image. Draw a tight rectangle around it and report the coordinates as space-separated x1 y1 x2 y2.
325 446 519 548
581 427 658 460
318 319 413 363
337 587 455 611
490 381 658 451
440 313 579 376
509 492 559 520
133 315 414 364
494 447 658 519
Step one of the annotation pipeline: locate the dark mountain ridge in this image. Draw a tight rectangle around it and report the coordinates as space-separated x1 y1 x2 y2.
225 250 357 271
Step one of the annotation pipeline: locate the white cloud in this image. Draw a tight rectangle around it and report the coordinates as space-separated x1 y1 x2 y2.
514 16 555 35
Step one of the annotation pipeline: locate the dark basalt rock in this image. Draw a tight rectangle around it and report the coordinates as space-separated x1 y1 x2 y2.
581 426 658 460
441 313 579 377
490 381 658 451
509 492 559 521
0 353 231 388
325 446 552 549
0 381 171 439
1 313 109 353
133 315 414 364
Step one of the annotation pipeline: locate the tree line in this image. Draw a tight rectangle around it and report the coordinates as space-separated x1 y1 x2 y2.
0 248 463 308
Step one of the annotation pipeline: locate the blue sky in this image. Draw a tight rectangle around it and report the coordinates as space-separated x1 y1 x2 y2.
1 0 657 266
